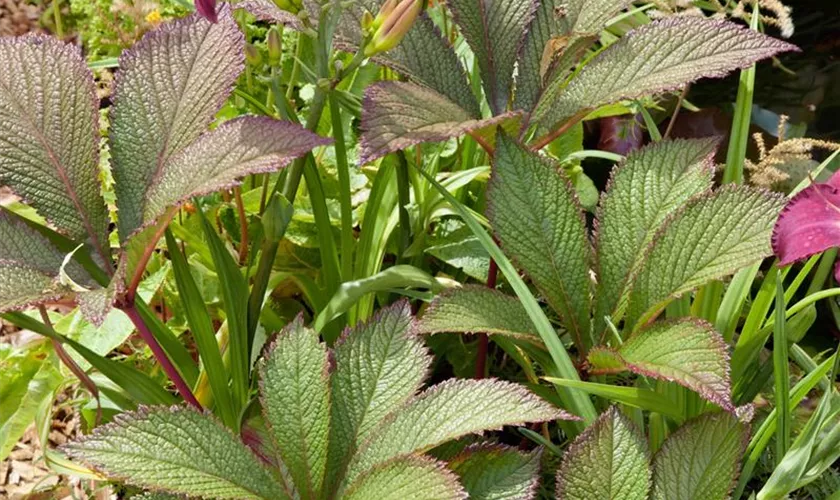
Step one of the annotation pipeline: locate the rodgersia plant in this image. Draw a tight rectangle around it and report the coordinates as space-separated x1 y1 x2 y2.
65 303 573 499
0 5 328 403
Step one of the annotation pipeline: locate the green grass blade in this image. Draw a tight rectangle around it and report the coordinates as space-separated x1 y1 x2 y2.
165 230 237 428
542 378 684 420
198 210 250 418
722 5 760 184
303 156 342 296
134 297 199 387
314 265 445 340
773 269 791 463
716 262 760 342
329 93 355 280
414 164 597 426
2 312 175 406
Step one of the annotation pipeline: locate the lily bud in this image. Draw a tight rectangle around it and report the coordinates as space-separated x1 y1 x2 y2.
267 27 282 65
244 43 262 66
364 0 422 57
273 0 302 13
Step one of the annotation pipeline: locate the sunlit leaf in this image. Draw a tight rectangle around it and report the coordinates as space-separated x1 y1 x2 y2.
556 407 650 500
488 134 592 349
360 81 519 164
110 6 244 241
560 0 633 34
327 302 432 489
651 413 748 500
260 316 331 499
344 455 467 500
447 0 536 114
534 17 797 131
588 319 733 411
64 407 288 499
448 444 542 500
626 186 785 332
0 211 93 313
347 378 572 485
593 138 717 335
415 286 538 340
0 35 109 259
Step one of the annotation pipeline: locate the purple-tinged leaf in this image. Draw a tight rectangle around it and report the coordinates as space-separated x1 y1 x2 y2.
344 455 467 500
110 5 244 242
557 407 650 500
0 35 109 262
236 0 304 29
534 17 798 132
376 15 480 117
772 171 840 280
448 443 542 500
0 211 92 313
447 0 537 115
560 0 634 35
514 0 560 114
195 0 218 23
588 319 734 412
360 81 520 164
142 117 330 227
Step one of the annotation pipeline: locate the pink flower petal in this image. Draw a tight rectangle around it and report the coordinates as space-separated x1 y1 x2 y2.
772 183 840 266
195 0 218 23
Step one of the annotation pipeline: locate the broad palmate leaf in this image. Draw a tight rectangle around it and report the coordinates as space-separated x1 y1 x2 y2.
326 302 432 491
0 35 109 262
344 455 467 500
651 413 748 500
0 211 93 312
360 82 520 164
448 444 542 500
487 134 592 349
63 407 287 499
556 407 650 500
559 0 633 35
110 5 243 241
588 319 733 411
447 0 536 115
626 186 785 332
260 316 331 499
345 378 571 486
535 17 797 131
593 138 717 336
415 286 538 340
236 0 303 30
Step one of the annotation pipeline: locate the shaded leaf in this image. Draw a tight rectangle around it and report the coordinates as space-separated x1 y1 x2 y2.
0 211 92 313
487 134 592 349
447 0 537 115
260 316 331 499
347 378 571 485
415 286 538 340
448 444 542 500
535 17 797 131
344 455 467 500
651 413 748 500
143 117 328 241
772 170 840 281
593 138 717 335
588 319 733 411
626 186 785 332
327 302 432 489
515 0 560 113
560 0 633 34
64 406 287 499
556 407 650 500
0 35 109 260
110 6 244 241
360 81 519 164
378 15 480 116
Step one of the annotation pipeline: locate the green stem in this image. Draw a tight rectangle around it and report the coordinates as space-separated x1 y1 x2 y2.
773 269 791 464
395 152 412 258
53 0 63 38
285 32 303 102
722 6 759 184
329 92 355 280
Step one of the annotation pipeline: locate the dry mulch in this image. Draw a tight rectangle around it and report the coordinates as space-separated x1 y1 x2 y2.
0 0 43 36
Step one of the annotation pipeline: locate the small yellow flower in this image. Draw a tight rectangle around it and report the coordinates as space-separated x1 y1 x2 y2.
145 9 162 24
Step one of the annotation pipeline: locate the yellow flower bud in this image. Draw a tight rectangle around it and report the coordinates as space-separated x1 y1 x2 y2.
363 0 423 57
